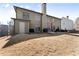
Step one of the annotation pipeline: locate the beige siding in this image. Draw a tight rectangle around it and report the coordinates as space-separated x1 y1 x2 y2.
15 20 29 34
42 14 61 31
46 16 61 30
33 13 41 32
15 20 19 34
16 9 23 19
47 16 54 29
54 18 61 30
16 8 41 33
33 13 41 27
16 8 41 28
25 21 29 33
42 15 48 29
15 7 61 33
75 18 79 31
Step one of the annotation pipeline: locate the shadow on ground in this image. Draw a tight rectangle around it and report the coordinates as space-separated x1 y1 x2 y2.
2 32 67 48
67 33 79 37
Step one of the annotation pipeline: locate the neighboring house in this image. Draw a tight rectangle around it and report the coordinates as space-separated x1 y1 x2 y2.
0 24 8 36
61 16 74 31
75 17 79 31
8 20 14 35
11 3 61 34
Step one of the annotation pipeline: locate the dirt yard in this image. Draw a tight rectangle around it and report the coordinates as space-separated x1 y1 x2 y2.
0 32 79 56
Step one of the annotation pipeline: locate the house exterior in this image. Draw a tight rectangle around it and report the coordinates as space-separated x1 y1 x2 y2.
0 24 8 36
11 3 61 34
75 17 79 31
61 16 74 31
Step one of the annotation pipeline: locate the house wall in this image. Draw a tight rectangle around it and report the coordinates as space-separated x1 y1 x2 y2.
61 17 74 30
15 20 30 34
15 8 41 33
15 20 19 34
47 16 52 29
47 16 54 29
54 18 61 30
47 16 61 31
75 17 79 31
42 15 47 30
14 7 61 33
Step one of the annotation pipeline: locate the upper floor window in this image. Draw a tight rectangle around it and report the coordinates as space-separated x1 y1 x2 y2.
23 12 30 20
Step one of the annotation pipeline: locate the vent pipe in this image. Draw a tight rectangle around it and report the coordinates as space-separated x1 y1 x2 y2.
67 16 69 19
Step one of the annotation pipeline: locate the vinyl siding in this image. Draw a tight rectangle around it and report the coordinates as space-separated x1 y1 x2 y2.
14 7 61 33
61 17 74 30
75 18 79 31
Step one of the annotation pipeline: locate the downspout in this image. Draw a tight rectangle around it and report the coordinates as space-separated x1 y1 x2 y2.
13 19 15 35
40 14 42 32
13 6 17 35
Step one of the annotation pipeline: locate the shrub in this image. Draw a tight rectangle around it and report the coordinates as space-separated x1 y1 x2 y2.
55 28 60 32
29 28 34 33
43 28 48 32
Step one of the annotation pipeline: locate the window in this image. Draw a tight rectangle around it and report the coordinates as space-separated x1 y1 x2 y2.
35 27 40 32
23 12 30 20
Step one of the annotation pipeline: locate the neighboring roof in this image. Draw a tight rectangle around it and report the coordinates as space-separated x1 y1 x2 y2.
14 6 61 20
61 17 73 21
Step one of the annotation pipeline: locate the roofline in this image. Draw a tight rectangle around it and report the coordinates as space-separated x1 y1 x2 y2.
13 6 61 20
14 6 42 14
46 14 61 20
11 18 30 21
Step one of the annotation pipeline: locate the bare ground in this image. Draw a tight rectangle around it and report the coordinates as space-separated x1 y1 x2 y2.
0 33 79 56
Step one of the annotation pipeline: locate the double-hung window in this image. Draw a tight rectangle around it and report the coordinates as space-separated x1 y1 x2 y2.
23 12 30 20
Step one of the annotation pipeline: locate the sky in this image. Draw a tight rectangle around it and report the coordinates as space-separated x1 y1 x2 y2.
0 3 79 25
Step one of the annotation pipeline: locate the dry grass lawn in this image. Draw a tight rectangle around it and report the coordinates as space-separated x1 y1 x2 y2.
0 33 79 56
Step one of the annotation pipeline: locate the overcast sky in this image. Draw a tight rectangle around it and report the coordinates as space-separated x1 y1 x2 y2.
0 3 79 24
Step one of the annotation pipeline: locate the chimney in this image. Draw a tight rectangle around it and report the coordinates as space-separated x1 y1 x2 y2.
42 3 46 14
67 16 69 19
41 3 47 32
